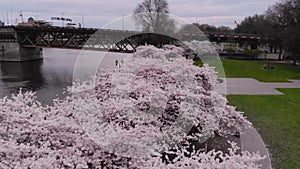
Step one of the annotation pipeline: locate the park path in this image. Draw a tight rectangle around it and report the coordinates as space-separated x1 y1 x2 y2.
217 78 300 169
224 78 300 95
241 127 272 169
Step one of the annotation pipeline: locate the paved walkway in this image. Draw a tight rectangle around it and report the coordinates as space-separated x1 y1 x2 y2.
217 78 300 169
241 127 272 169
224 78 300 95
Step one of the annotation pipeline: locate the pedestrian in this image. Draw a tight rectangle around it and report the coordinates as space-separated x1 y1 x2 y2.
120 59 124 68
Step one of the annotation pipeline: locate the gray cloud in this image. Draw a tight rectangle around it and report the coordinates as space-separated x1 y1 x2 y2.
0 0 279 28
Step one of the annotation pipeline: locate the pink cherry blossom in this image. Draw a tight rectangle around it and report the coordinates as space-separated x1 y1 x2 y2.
0 44 264 169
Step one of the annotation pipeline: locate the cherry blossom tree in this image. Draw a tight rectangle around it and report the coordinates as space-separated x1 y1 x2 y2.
0 45 265 168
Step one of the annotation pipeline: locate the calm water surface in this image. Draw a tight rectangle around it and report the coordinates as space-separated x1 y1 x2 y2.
0 48 128 105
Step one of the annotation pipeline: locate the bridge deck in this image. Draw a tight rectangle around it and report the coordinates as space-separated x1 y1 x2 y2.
0 26 269 52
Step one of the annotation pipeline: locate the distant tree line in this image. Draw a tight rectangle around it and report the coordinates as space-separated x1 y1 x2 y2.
177 23 233 35
132 0 299 63
194 24 233 34
235 0 300 64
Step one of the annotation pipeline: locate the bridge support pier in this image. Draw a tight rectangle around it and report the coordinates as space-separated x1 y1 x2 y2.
0 42 42 62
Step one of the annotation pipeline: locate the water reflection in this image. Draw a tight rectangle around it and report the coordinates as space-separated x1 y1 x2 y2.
0 48 129 105
0 59 45 95
0 49 78 104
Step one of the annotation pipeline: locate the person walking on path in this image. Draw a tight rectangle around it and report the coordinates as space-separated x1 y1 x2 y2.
115 60 119 67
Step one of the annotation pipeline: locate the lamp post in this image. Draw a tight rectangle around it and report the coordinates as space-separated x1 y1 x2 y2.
122 15 124 30
62 12 64 27
81 15 84 28
6 13 9 25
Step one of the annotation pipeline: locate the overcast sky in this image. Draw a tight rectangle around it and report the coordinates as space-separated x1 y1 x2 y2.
0 0 279 28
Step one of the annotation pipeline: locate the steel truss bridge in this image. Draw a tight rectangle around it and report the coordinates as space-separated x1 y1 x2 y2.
0 26 265 53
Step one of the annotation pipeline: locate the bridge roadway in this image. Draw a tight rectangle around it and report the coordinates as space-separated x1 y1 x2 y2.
0 26 264 53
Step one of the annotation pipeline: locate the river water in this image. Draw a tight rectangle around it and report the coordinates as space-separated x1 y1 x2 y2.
0 48 129 105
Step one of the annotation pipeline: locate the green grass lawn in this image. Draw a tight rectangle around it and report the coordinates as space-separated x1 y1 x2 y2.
227 89 300 169
220 59 300 169
221 59 300 82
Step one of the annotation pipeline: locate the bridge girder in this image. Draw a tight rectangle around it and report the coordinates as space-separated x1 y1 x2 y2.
7 26 270 52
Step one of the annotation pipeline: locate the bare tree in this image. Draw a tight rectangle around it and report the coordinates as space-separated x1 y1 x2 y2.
133 0 175 33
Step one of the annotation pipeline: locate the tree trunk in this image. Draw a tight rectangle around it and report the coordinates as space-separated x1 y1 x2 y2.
292 54 298 65
270 44 273 53
265 52 267 60
278 48 283 61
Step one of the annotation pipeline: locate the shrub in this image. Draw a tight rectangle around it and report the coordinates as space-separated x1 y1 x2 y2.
242 49 262 58
223 48 237 53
